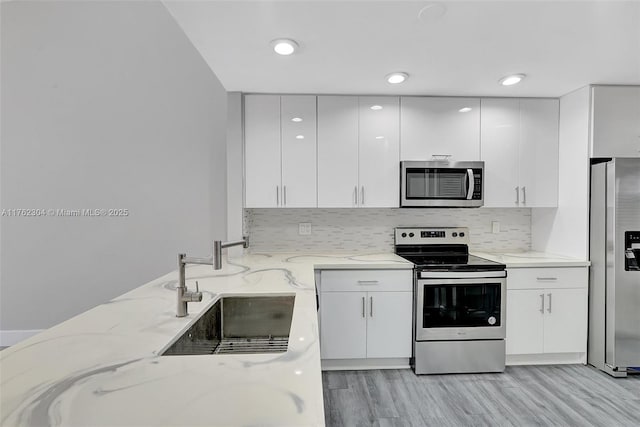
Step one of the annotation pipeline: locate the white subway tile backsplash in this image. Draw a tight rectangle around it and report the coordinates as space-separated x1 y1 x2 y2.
245 208 531 253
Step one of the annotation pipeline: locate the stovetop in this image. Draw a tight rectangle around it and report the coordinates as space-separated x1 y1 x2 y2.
394 227 506 272
397 253 506 272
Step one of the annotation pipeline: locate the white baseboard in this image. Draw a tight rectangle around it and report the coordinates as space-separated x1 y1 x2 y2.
321 358 411 371
506 352 586 366
0 329 44 347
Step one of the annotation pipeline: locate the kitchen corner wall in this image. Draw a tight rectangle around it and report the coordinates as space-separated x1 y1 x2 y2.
245 208 531 253
1 1 227 338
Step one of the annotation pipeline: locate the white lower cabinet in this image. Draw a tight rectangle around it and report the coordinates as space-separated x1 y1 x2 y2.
505 267 588 365
318 269 412 366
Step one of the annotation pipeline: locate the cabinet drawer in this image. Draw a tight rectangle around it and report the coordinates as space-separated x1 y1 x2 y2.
508 267 587 290
320 270 413 292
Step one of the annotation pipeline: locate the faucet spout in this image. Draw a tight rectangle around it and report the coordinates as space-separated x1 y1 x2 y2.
213 237 248 270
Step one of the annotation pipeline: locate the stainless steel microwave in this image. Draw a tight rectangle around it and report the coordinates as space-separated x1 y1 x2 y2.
400 161 484 207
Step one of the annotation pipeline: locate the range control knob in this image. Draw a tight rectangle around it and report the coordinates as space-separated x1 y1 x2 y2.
459 232 465 237
409 233 415 238
401 233 407 238
452 232 458 237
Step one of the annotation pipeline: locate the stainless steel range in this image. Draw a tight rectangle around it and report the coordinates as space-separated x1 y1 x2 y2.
394 227 507 374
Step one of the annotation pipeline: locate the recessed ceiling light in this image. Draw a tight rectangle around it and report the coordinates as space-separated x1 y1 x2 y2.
375 136 385 140
271 39 298 56
291 117 303 122
459 107 472 113
370 105 383 110
499 74 526 86
386 72 409 84
295 135 304 140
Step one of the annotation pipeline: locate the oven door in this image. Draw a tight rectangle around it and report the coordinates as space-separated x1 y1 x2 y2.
415 276 506 341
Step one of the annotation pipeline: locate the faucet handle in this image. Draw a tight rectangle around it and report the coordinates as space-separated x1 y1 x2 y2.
195 281 199 293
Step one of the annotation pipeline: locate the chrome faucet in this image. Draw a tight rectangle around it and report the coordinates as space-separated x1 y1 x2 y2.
176 237 248 317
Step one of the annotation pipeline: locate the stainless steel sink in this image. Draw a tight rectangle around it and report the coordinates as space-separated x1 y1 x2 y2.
161 295 295 356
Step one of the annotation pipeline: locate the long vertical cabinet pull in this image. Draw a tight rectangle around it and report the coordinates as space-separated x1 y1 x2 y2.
370 296 373 317
539 294 545 314
283 186 287 206
361 297 365 318
276 186 280 206
354 186 358 206
515 186 520 205
361 186 365 206
522 186 527 205
547 293 552 313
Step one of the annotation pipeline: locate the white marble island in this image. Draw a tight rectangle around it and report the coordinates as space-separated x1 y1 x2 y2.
0 252 412 427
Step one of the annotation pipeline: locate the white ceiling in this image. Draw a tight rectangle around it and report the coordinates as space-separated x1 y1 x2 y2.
163 0 640 97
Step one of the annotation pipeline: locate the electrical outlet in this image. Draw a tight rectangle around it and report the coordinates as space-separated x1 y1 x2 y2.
298 223 312 235
491 221 500 234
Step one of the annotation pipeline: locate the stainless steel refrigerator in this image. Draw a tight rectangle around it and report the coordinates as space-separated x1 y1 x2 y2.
589 158 640 377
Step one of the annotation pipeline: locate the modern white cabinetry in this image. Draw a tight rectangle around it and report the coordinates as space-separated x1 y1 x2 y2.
481 98 559 208
505 267 588 365
244 94 317 208
317 96 399 208
590 85 640 157
400 97 480 161
318 269 412 368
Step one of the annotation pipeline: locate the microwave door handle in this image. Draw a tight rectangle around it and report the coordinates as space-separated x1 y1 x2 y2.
466 169 474 200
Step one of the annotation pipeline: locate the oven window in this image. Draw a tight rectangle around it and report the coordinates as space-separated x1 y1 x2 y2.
422 283 501 328
406 168 468 199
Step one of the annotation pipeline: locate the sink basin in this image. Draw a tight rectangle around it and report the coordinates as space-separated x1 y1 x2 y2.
161 295 295 356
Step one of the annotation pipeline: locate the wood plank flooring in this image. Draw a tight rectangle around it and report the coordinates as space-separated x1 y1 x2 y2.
322 365 640 427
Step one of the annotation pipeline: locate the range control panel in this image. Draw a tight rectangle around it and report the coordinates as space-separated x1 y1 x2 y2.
395 227 470 245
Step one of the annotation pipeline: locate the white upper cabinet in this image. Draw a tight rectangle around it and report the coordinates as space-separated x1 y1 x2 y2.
481 98 559 208
244 94 317 208
519 99 559 207
245 95 281 208
317 96 359 207
358 96 400 207
317 95 400 208
281 95 317 207
591 85 640 158
400 97 481 161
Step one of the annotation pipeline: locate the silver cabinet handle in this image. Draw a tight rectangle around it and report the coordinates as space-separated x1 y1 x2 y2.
362 296 365 318
536 277 557 281
522 186 527 205
466 169 474 200
370 296 373 317
515 186 520 205
361 186 365 206
283 185 287 206
357 280 379 285
539 294 545 314
354 186 358 206
547 293 552 313
276 186 280 206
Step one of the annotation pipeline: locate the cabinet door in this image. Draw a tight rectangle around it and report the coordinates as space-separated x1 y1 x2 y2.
244 95 281 208
543 288 587 354
480 98 520 207
366 291 412 358
358 96 400 208
317 96 359 207
519 99 559 207
506 289 544 355
591 86 640 158
320 292 367 359
281 95 317 207
400 97 480 161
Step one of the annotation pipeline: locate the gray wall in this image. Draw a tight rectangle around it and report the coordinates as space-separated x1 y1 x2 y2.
0 1 228 334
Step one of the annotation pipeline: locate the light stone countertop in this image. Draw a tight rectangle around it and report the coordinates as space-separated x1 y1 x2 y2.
472 251 590 268
0 252 412 427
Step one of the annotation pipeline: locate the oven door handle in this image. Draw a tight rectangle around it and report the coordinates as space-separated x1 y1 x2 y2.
466 169 474 200
419 271 506 279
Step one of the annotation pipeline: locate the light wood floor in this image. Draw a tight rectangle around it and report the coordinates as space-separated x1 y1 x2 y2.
322 365 640 427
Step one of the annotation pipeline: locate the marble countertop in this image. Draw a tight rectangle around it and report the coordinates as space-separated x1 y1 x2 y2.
0 252 412 427
472 251 590 268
